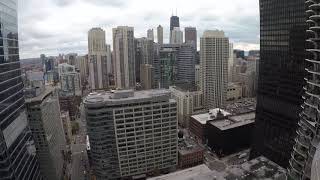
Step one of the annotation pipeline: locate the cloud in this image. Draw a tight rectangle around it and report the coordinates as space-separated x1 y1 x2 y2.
18 0 259 58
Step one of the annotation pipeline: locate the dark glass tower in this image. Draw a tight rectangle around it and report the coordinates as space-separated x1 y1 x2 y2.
170 16 180 31
0 0 42 179
250 0 306 168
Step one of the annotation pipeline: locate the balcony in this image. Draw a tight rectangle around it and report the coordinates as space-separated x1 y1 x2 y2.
293 145 308 158
310 3 320 11
291 152 306 166
289 159 304 175
295 136 311 148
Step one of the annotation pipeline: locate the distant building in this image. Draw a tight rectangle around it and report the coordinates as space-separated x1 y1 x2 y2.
135 37 154 83
75 55 89 86
176 43 196 86
170 86 204 128
88 28 109 90
147 29 154 41
227 83 242 101
157 25 163 44
248 50 260 57
170 27 183 44
178 137 204 169
85 89 178 179
113 26 136 89
170 15 180 43
58 63 82 96
140 64 154 90
228 43 234 82
65 53 77 66
185 27 197 49
200 30 229 109
195 65 201 91
234 49 245 59
26 86 67 180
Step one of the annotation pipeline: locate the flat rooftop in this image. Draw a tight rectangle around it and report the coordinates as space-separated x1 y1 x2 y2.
148 156 286 180
209 112 255 131
179 138 204 155
84 89 173 104
191 109 230 125
25 86 54 103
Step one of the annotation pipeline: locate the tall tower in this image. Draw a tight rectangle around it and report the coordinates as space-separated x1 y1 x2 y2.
185 27 197 49
113 26 136 89
88 28 109 90
157 25 163 45
147 29 154 41
0 0 43 179
170 27 183 44
288 0 319 179
170 15 180 43
200 30 229 109
250 0 306 168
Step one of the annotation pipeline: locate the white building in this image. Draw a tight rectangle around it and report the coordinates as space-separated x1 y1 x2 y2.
147 29 154 41
113 26 136 89
228 43 234 82
157 25 163 44
88 28 109 90
84 89 178 180
170 27 183 44
58 63 81 96
200 30 229 109
227 83 242 101
170 86 204 128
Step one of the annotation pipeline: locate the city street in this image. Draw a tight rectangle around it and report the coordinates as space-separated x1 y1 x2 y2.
71 103 89 180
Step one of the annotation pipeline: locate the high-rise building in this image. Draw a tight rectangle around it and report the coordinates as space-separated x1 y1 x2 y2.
75 55 89 86
147 29 154 41
288 1 319 179
195 65 201 91
170 27 183 44
135 38 154 83
58 63 82 96
250 0 306 168
106 44 112 75
85 89 178 180
0 0 43 179
200 30 229 109
185 27 197 49
140 64 154 90
234 49 245 59
157 25 163 45
65 53 77 66
228 43 234 82
88 28 109 90
113 26 136 89
170 15 180 43
176 43 196 86
26 86 67 180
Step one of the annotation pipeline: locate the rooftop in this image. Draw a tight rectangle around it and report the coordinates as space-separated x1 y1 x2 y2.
225 98 256 115
25 86 54 103
84 89 173 104
209 112 255 130
191 108 230 125
179 137 204 155
148 157 287 180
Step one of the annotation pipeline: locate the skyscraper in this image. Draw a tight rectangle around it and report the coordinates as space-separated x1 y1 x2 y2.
288 1 319 178
170 15 180 43
228 43 234 82
113 26 136 89
157 25 163 45
185 27 197 49
176 43 196 86
140 64 154 89
85 89 178 180
58 63 82 96
147 29 154 41
135 37 154 83
250 0 306 168
170 27 183 44
200 30 229 109
0 0 42 179
88 28 109 90
76 55 89 86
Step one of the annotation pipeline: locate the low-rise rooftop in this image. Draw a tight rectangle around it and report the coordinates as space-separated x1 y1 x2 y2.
210 112 255 131
191 109 230 125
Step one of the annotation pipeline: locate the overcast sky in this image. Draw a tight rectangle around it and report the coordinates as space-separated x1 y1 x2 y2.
18 0 259 59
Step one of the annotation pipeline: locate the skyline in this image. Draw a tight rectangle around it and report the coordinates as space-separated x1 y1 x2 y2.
18 0 259 59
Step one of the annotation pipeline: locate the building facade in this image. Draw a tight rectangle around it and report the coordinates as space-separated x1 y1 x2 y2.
0 0 43 179
147 29 154 41
185 27 197 49
75 55 89 86
176 43 196 86
170 27 183 44
157 25 163 45
250 0 306 168
58 63 81 96
200 30 229 109
85 90 178 180
26 87 67 180
140 64 154 90
170 15 180 44
288 1 320 179
113 26 136 89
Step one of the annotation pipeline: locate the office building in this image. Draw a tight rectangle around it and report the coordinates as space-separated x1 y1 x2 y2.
113 26 136 89
170 15 180 44
185 27 197 49
88 28 109 90
200 30 229 109
176 43 196 86
228 43 234 82
178 138 204 169
227 82 242 101
170 27 183 44
288 1 320 179
26 86 67 180
106 44 112 75
58 63 81 96
140 64 154 90
135 37 154 83
157 25 164 45
85 89 178 180
170 86 204 128
234 49 245 59
65 53 77 66
250 0 306 168
248 50 260 57
195 65 201 91
0 0 42 179
75 55 89 86
147 29 154 41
